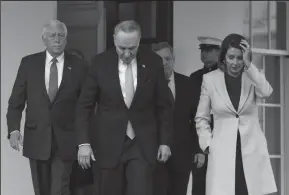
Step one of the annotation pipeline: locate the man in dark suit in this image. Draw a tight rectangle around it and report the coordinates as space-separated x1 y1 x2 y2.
151 42 200 195
75 20 174 195
6 20 88 195
189 36 221 195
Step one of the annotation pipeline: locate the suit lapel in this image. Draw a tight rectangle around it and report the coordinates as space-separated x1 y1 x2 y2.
52 53 72 103
129 53 148 108
108 50 128 108
214 70 237 113
238 73 252 112
37 51 51 103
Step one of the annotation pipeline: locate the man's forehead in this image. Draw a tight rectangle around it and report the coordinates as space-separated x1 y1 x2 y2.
46 25 65 32
115 39 139 48
116 42 138 49
115 30 139 39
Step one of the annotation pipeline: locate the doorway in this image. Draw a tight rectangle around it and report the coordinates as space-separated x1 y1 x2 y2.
104 1 173 50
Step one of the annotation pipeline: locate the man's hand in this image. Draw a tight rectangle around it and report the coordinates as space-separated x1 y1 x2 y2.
9 131 23 151
194 153 206 168
77 145 96 169
157 145 171 163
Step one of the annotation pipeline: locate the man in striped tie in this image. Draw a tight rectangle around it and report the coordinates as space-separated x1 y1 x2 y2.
76 20 174 195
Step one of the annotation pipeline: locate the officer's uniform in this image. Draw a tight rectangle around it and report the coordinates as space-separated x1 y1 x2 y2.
190 36 222 195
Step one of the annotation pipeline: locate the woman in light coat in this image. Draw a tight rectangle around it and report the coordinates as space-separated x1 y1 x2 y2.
195 33 277 195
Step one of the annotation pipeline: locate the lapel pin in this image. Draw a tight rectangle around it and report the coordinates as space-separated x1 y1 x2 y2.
142 64 145 68
68 67 72 70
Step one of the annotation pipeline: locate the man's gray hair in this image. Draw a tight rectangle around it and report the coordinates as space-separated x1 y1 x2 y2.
152 41 174 58
114 20 141 37
42 20 68 37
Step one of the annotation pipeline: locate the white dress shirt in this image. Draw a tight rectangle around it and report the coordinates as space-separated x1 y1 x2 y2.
168 72 176 100
45 51 65 91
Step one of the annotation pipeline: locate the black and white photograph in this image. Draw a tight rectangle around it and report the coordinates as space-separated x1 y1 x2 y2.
1 1 289 195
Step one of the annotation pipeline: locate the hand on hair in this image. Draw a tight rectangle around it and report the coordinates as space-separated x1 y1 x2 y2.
240 39 251 69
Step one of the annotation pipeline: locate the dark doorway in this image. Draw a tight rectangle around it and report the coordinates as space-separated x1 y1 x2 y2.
104 1 173 50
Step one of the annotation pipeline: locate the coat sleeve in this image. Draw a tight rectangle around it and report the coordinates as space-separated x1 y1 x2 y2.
75 57 99 145
154 57 174 148
6 57 27 137
245 63 273 98
189 76 202 154
194 74 213 152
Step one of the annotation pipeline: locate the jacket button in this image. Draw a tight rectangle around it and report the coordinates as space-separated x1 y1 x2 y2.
236 114 239 118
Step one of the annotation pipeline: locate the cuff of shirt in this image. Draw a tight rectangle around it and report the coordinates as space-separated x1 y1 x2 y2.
8 130 20 139
79 143 90 147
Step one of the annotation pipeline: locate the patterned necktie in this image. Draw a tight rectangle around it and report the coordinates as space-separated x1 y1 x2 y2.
125 63 135 139
48 58 58 102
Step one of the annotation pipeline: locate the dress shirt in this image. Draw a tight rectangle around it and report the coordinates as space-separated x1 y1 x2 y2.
168 72 176 99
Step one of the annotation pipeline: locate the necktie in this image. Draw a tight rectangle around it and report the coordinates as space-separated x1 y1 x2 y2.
48 58 58 102
125 63 135 139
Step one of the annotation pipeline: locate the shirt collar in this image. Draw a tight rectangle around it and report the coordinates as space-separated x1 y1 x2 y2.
46 50 64 64
119 58 136 66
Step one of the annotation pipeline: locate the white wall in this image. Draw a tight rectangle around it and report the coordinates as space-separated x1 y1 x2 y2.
1 2 57 195
173 1 247 76
173 2 248 195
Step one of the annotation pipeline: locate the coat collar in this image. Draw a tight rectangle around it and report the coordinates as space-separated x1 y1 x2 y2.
213 69 252 113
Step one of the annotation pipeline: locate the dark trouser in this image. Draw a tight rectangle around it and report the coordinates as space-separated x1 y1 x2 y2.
29 130 73 195
153 161 191 195
70 161 94 195
29 156 73 195
93 136 153 195
192 155 207 195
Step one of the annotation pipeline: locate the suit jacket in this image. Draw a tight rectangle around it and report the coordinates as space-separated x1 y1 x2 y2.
167 72 200 172
195 65 277 195
6 51 88 160
75 47 174 168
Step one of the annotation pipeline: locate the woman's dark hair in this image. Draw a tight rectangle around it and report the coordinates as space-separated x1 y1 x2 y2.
218 33 252 71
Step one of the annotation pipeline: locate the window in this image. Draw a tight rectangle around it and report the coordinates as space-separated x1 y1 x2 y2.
243 2 289 195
